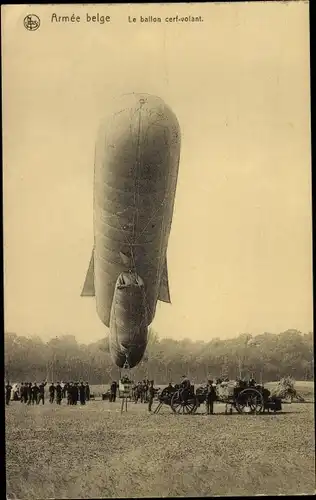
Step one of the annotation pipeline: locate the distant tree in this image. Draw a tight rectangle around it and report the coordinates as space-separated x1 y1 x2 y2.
4 329 314 384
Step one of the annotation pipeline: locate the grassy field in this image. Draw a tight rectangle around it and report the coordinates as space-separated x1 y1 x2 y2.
5 395 315 498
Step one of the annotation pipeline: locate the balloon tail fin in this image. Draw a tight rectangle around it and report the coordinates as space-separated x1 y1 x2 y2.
81 248 95 297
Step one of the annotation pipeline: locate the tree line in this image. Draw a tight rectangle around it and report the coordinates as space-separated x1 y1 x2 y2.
4 329 313 385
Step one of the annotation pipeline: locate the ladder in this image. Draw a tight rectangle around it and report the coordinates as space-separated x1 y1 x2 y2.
120 356 132 413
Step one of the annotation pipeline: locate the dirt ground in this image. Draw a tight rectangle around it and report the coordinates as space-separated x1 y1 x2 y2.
5 395 315 498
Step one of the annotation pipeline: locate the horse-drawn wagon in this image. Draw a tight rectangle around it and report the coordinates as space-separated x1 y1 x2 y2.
154 380 282 415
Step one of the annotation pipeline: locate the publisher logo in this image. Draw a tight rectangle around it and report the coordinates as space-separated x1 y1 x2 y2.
24 14 40 31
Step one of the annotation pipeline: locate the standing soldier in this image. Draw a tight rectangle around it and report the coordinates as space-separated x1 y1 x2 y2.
135 382 142 403
12 383 19 401
147 379 150 400
5 382 12 405
63 382 69 400
55 382 62 405
62 383 67 399
24 382 29 403
85 382 90 402
73 382 79 405
49 382 55 403
110 381 117 403
206 379 216 415
79 382 86 405
20 382 25 403
140 381 145 403
21 382 27 403
131 383 137 403
38 380 47 405
143 380 148 403
148 380 155 412
67 382 73 405
32 383 40 405
27 383 33 405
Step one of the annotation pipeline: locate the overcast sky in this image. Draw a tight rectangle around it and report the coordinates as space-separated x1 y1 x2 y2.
3 2 312 343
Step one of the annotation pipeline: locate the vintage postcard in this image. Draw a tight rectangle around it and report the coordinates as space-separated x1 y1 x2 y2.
3 2 313 498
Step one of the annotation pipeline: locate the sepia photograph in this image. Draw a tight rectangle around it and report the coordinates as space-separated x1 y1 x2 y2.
2 2 314 498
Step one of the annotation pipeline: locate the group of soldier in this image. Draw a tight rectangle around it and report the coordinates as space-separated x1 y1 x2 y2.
132 379 152 403
110 376 218 414
130 375 218 414
6 376 257 415
108 379 155 409
131 379 155 410
108 378 156 411
5 381 91 406
133 380 156 410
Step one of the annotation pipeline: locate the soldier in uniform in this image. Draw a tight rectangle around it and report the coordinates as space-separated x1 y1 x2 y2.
181 375 191 389
85 382 90 402
24 382 29 403
180 375 191 402
140 381 145 403
27 383 33 405
49 382 55 403
135 381 142 403
206 379 216 415
165 382 174 394
148 380 155 412
79 382 86 405
20 382 25 403
63 382 69 400
38 381 47 405
21 382 27 403
110 381 117 402
143 379 148 403
55 382 62 405
5 382 12 405
32 383 40 404
69 383 74 404
131 383 137 403
62 383 67 399
67 382 73 405
73 382 79 405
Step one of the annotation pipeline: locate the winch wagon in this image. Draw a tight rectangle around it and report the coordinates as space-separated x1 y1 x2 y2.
154 380 282 415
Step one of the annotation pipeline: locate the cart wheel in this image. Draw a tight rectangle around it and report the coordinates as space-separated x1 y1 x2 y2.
171 390 198 414
236 388 264 414
192 404 199 414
